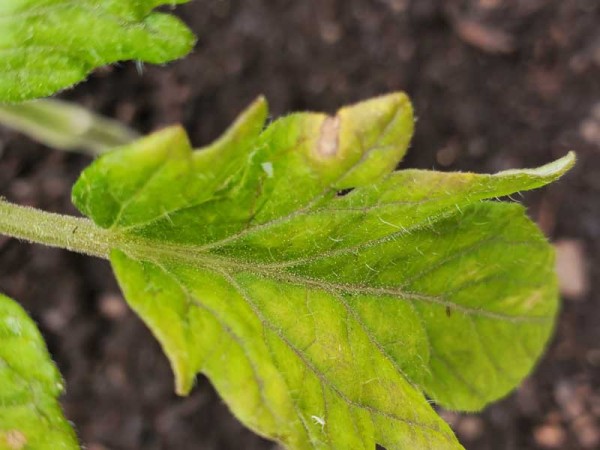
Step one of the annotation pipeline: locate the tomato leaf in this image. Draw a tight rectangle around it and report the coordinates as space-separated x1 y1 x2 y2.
72 93 575 449
0 294 78 450
0 0 195 102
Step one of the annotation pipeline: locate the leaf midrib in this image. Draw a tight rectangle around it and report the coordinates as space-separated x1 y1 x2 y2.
110 209 552 325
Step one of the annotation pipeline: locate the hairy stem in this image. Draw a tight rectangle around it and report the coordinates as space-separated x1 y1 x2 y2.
0 200 111 259
0 99 139 156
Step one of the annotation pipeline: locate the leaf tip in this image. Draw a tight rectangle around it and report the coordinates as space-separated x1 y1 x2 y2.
246 95 270 123
495 151 576 189
174 374 194 397
218 95 269 142
340 91 413 117
330 91 415 187
143 124 193 155
555 150 577 175
527 150 576 179
156 124 190 142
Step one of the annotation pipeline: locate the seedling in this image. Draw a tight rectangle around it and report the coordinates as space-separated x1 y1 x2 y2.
0 1 575 449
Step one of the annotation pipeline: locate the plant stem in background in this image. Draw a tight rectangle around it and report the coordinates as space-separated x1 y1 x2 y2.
0 99 139 156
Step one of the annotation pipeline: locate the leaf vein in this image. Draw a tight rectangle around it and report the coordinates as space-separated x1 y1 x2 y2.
218 269 457 443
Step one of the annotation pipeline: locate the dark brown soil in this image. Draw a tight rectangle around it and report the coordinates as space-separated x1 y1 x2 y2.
1 1 599 449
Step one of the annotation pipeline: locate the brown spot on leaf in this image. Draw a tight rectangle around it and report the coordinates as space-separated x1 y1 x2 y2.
5 430 27 450
316 116 340 158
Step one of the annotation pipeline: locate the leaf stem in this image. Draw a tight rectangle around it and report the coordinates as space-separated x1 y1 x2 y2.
0 200 111 259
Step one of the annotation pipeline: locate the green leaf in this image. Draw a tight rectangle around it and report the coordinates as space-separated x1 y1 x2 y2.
0 0 195 102
0 294 78 450
72 93 575 449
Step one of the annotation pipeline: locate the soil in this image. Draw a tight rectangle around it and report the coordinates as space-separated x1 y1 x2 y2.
1 1 599 449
